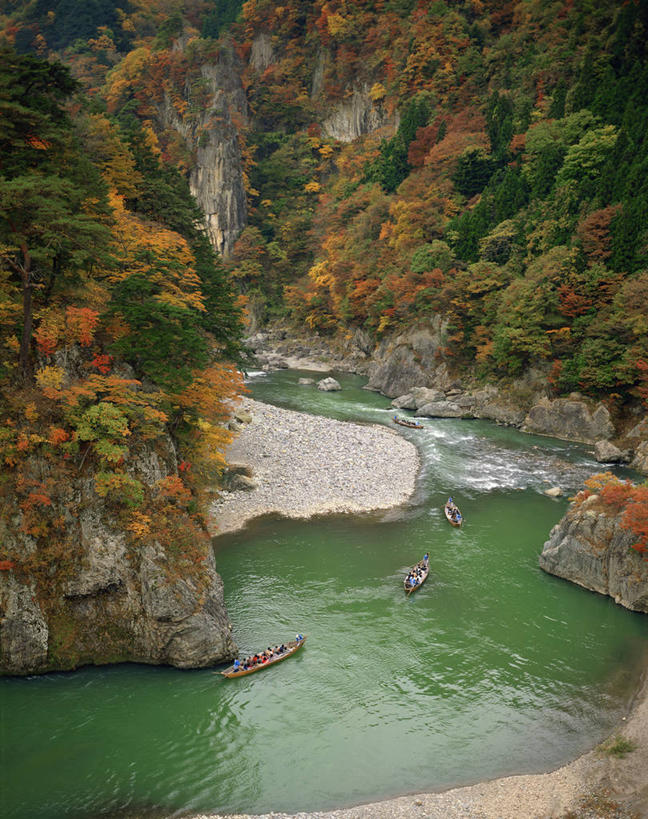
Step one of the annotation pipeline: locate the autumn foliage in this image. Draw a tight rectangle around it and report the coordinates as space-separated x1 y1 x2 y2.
581 474 648 556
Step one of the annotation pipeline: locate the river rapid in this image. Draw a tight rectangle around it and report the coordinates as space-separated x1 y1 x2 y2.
2 369 647 819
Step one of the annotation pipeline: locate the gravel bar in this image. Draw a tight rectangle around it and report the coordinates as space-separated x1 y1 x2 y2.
208 398 419 536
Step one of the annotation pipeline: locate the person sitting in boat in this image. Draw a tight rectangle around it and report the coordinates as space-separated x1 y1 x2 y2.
233 659 240 672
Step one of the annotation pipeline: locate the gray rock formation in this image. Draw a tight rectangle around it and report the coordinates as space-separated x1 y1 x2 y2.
0 574 49 674
365 320 448 397
250 32 274 72
523 397 614 443
321 84 398 142
317 377 341 391
595 440 629 464
155 42 248 256
539 495 648 613
298 377 315 385
631 441 648 475
416 401 466 418
0 435 237 676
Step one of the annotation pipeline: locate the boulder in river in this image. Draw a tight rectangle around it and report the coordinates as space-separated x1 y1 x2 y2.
594 440 629 464
317 377 342 391
298 377 315 385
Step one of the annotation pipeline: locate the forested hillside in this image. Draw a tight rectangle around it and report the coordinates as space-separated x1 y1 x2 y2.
0 35 245 669
4 1 648 408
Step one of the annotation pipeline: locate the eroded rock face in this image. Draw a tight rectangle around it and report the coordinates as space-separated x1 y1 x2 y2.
631 441 648 474
156 44 248 257
0 575 49 674
365 321 448 397
0 435 237 676
523 397 614 443
539 496 648 613
321 84 397 142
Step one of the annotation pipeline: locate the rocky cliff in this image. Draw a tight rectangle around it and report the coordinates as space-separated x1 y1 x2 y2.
0 433 237 676
156 40 248 257
539 495 648 613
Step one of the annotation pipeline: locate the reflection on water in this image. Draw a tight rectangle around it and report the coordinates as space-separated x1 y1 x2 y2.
1 368 646 818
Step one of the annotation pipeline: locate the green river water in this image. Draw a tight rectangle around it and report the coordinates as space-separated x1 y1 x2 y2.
2 369 647 818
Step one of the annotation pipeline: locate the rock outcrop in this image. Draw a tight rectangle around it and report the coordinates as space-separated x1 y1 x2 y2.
321 84 398 142
156 41 248 256
0 435 237 676
539 495 648 613
365 320 449 397
523 395 614 443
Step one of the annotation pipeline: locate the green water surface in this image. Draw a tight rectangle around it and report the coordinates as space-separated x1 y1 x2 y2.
1 369 646 818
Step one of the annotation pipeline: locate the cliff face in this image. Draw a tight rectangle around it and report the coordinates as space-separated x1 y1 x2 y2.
320 83 398 143
157 42 248 257
539 496 648 613
0 434 237 676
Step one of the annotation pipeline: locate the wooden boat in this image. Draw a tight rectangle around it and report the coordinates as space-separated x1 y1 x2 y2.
444 500 463 527
221 635 307 678
393 415 423 429
404 556 430 595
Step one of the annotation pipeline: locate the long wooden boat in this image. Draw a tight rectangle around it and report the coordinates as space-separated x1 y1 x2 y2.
393 415 424 429
444 501 463 527
404 556 430 595
221 636 307 678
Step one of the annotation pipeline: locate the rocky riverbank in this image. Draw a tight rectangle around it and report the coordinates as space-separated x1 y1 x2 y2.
208 399 420 536
246 322 648 475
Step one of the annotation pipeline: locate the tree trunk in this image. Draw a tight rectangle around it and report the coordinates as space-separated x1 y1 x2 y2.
19 244 33 384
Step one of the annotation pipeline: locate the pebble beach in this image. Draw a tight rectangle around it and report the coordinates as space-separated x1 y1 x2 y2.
208 398 420 536
205 397 648 819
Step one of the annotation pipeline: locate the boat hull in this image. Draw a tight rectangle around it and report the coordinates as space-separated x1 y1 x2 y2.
221 636 306 678
444 505 462 527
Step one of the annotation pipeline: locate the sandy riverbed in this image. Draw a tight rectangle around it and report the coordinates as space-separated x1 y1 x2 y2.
204 398 648 819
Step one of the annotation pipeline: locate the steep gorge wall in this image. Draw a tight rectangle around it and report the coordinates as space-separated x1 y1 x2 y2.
156 41 248 257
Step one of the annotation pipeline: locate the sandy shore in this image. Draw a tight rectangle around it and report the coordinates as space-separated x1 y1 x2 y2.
208 398 420 536
205 398 648 819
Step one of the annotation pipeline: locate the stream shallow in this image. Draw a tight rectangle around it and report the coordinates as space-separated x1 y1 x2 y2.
1 369 647 819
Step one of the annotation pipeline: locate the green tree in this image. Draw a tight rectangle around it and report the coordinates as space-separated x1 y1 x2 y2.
0 47 110 382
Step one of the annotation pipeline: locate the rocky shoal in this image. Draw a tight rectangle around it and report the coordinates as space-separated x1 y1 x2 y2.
208 398 420 536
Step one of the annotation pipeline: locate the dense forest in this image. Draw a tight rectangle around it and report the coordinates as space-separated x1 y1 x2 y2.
2 0 648 590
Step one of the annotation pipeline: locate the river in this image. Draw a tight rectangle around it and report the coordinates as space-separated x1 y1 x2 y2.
2 369 647 818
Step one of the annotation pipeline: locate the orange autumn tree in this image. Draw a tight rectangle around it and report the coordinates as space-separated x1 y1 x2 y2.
580 474 648 556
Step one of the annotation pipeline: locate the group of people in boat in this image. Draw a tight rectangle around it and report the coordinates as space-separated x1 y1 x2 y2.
405 553 429 588
445 496 462 524
233 638 299 673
